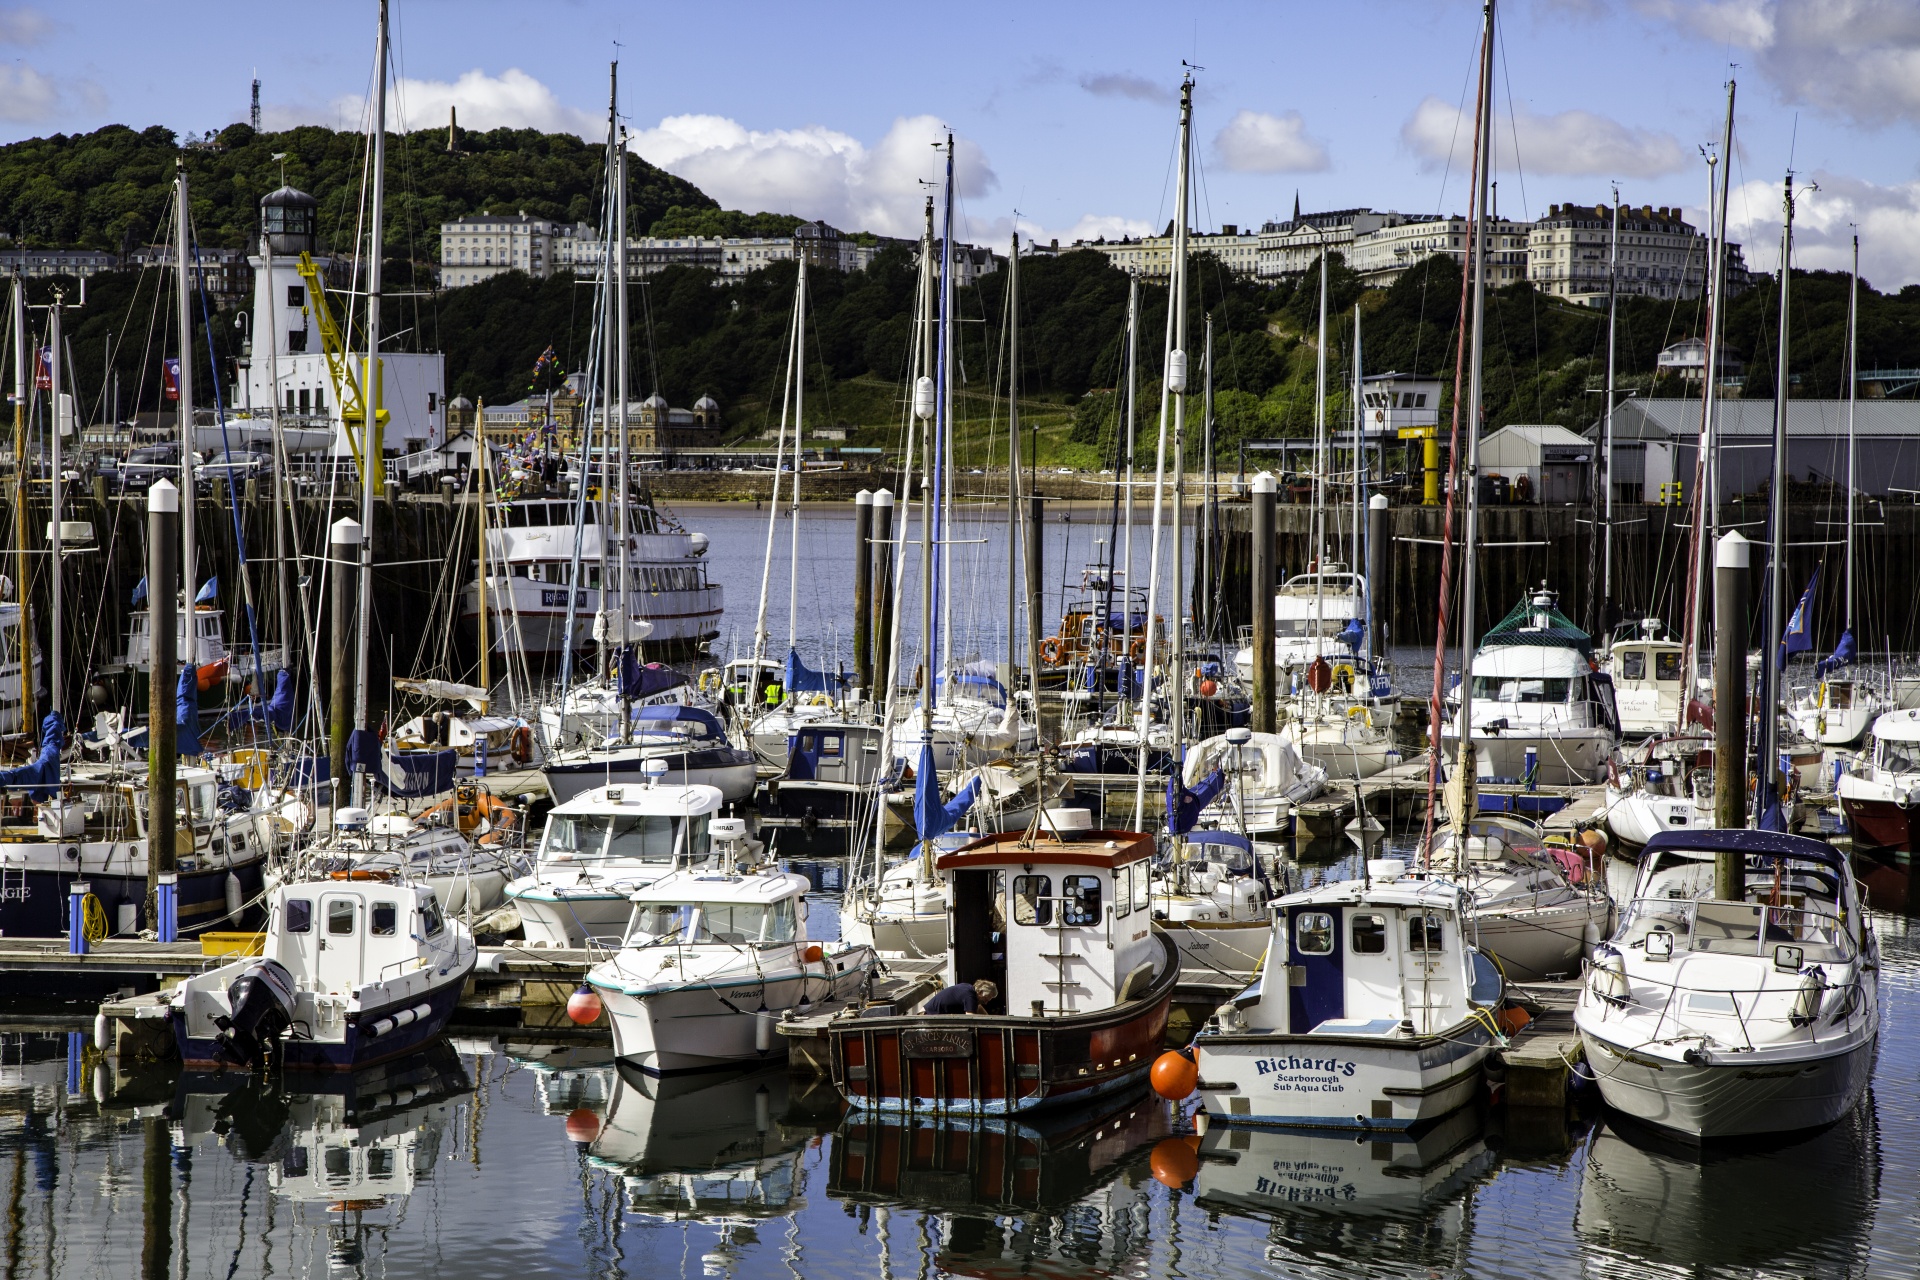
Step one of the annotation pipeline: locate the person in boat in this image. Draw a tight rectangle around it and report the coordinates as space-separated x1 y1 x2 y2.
922 979 998 1015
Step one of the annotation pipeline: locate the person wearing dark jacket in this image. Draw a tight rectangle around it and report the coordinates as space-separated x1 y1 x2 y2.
921 979 998 1014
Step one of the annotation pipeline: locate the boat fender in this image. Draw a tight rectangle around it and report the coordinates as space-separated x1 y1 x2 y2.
225 872 243 922
754 1013 772 1054
1150 1050 1198 1101
1588 953 1629 1006
511 726 533 765
1790 968 1828 1027
366 1001 435 1039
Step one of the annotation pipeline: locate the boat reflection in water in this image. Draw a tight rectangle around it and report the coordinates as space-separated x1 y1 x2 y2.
830 1089 1167 1276
1188 1107 1493 1272
581 1062 834 1221
169 1046 473 1270
1575 1105 1881 1276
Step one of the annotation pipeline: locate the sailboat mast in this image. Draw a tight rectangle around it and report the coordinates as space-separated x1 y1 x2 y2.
9 277 31 734
1351 304 1363 576
1603 189 1619 631
1846 233 1858 635
1006 231 1030 690
352 0 389 805
616 115 633 685
1134 75 1192 822
173 162 198 667
917 197 935 732
1123 273 1139 641
1756 175 1795 822
1202 313 1215 641
938 140 955 677
788 256 807 657
1170 92 1190 755
748 286 801 694
1313 249 1328 638
1453 0 1496 747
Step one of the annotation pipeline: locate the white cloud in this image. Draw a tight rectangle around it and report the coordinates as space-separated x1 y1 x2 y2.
1723 171 1920 286
0 63 59 122
1638 0 1920 127
1213 109 1329 174
1402 95 1690 177
632 113 997 239
0 7 49 45
1078 72 1173 104
266 67 599 136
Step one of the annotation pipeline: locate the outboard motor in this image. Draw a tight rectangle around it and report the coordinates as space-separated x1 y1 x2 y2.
214 958 297 1071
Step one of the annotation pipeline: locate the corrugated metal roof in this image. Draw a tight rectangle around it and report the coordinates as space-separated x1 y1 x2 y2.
1618 398 1920 438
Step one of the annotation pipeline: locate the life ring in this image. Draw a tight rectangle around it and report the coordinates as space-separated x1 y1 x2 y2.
329 869 394 881
698 669 721 693
1129 637 1147 665
1039 637 1064 666
1331 663 1356 692
510 725 533 764
1346 704 1372 728
807 692 832 708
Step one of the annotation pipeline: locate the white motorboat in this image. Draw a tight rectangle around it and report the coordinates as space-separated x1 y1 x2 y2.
1838 707 1920 854
1280 698 1396 780
587 823 876 1073
506 778 726 947
1182 728 1327 834
1788 672 1885 748
1574 829 1879 1140
761 720 898 852
303 804 520 917
1605 618 1688 738
1441 588 1621 787
544 704 756 804
1421 813 1610 982
170 875 477 1071
1188 858 1503 1131
1232 564 1374 683
1150 828 1280 979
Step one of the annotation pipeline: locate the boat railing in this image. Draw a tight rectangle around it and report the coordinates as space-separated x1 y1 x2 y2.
1616 896 1851 964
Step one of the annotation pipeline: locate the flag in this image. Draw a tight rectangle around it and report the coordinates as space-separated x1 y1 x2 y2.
1815 628 1857 678
195 577 218 603
1778 569 1819 668
130 576 148 606
34 347 51 391
162 357 180 402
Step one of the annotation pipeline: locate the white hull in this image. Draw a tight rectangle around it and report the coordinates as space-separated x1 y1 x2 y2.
600 959 873 1073
1470 898 1607 982
1604 785 1707 848
1195 1021 1494 1131
1443 725 1613 787
545 757 756 805
507 886 635 948
839 904 948 960
1580 1027 1876 1140
1160 920 1270 978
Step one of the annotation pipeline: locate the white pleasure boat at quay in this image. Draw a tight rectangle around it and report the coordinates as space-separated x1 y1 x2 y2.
1838 707 1920 854
1574 829 1879 1139
1421 812 1610 981
543 704 756 804
1181 858 1504 1131
1181 727 1327 835
586 823 876 1073
506 775 727 947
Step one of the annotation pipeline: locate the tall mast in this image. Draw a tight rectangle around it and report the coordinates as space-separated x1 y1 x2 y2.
173 161 198 667
938 141 955 677
1134 75 1192 822
1845 232 1858 637
10 277 31 733
1006 231 1025 686
747 283 801 696
1202 312 1215 641
352 0 389 805
1312 246 1328 641
1123 273 1139 642
1756 174 1795 824
1351 303 1362 577
917 195 935 733
1602 188 1619 633
1453 0 1496 750
788 255 808 657
46 295 61 727
1170 90 1190 757
616 108 634 693
260 227 294 701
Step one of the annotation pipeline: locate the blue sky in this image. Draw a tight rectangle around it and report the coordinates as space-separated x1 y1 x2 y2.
6 0 1920 283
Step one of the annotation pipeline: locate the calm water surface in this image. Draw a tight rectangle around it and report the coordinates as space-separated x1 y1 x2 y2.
2 852 1917 1279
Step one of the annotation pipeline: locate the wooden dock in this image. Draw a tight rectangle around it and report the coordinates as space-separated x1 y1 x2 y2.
1499 979 1583 1108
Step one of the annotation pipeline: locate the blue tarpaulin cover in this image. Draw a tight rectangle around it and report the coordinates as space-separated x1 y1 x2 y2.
633 704 727 739
1165 767 1227 835
1815 628 1857 678
782 648 845 695
619 649 689 700
175 666 202 757
386 748 457 798
223 669 295 732
346 728 381 776
1338 617 1366 650
0 713 63 796
913 742 980 841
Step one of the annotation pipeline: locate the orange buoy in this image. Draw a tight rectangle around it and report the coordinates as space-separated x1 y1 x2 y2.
1150 1049 1198 1101
1198 678 1218 697
803 944 823 963
1149 1136 1200 1188
1495 1004 1533 1036
564 1108 604 1143
566 984 604 1026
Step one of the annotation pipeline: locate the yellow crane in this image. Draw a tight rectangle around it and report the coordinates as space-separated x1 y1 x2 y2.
293 252 386 482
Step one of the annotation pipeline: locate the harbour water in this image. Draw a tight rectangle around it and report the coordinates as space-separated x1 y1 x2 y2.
5 857 1915 1279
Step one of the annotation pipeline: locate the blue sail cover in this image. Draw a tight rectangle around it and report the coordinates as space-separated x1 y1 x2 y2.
633 703 727 739
0 713 64 795
386 748 457 798
1166 767 1227 835
1778 568 1819 668
619 648 689 700
1815 628 1857 678
346 727 381 776
783 647 846 694
936 661 1007 708
1337 617 1366 651
913 742 980 842
223 669 296 732
175 666 203 757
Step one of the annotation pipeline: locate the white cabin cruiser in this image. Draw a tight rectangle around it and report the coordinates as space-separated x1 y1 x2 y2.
1574 829 1879 1140
507 778 725 947
1233 565 1373 682
1182 728 1327 835
1789 671 1885 749
1421 813 1610 982
1606 618 1688 738
170 877 476 1071
1188 859 1503 1131
544 704 756 804
1442 588 1620 787
586 823 876 1073
1838 707 1920 854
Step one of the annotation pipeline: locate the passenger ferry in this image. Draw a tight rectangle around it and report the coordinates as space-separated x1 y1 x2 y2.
459 497 723 660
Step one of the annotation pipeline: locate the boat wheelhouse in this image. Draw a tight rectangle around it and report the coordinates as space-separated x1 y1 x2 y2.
1606 618 1687 737
1838 708 1920 854
761 720 897 852
827 827 1178 1116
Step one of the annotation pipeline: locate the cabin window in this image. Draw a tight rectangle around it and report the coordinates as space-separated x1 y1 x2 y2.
1351 914 1388 954
606 813 694 861
1062 875 1102 927
1114 864 1132 918
323 1146 352 1184
367 1148 395 1180
1655 652 1682 682
1012 875 1053 926
1132 862 1150 913
1471 676 1572 704
282 1148 309 1179
286 899 312 933
1409 914 1445 951
371 903 397 936
1620 651 1645 680
327 899 356 936
1296 912 1334 956
421 899 446 937
819 734 843 757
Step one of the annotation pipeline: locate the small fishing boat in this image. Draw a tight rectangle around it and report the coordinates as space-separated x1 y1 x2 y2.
1183 858 1503 1131
1421 812 1610 981
586 822 875 1073
826 826 1178 1115
544 704 756 804
169 875 477 1071
506 777 725 946
760 720 897 853
1838 708 1920 854
304 799 520 918
1574 829 1879 1139
1149 828 1282 979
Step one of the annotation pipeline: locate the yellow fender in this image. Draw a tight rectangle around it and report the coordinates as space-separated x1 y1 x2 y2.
1346 704 1373 729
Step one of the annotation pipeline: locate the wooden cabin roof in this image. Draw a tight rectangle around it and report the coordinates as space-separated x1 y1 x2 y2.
935 829 1156 872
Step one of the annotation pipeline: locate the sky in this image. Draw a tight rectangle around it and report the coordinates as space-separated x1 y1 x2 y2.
6 0 1920 285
